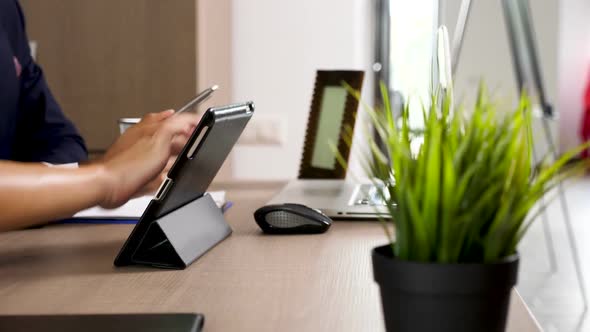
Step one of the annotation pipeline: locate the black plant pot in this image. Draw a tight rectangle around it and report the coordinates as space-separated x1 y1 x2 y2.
372 244 519 332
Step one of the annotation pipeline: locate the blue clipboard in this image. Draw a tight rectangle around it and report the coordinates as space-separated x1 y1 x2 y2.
58 201 233 225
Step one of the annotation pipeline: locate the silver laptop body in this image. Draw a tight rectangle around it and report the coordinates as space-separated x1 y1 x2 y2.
267 179 389 219
269 25 456 220
267 71 388 219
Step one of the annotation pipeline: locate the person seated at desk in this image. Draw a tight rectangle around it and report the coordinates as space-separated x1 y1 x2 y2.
0 0 198 231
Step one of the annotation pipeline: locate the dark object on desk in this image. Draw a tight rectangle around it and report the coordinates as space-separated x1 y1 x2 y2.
114 102 254 269
0 313 204 332
254 203 332 234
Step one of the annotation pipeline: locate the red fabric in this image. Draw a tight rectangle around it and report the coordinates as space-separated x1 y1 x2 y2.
581 71 590 158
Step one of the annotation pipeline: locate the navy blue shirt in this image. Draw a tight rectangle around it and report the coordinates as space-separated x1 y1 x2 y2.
0 0 87 163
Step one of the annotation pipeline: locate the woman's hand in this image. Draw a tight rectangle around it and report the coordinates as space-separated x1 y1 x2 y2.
104 110 199 163
0 111 200 231
102 110 200 202
99 112 200 208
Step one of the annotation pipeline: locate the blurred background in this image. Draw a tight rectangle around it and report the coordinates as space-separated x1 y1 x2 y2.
18 1 590 330
19 0 590 181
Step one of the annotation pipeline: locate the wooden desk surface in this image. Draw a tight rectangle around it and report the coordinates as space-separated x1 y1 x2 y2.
0 182 540 331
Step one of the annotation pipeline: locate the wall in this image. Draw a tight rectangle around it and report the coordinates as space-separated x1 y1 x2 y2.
197 0 232 110
20 0 235 179
441 0 560 159
442 0 590 153
557 0 590 151
442 0 558 108
20 0 198 152
230 0 373 180
197 0 233 180
230 0 565 180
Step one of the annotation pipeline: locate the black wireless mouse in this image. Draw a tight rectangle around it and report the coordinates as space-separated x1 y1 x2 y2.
254 203 332 234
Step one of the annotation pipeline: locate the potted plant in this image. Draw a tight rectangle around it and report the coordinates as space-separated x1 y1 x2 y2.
342 84 589 332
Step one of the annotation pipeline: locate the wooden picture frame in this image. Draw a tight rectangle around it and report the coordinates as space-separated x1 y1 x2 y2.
298 70 365 179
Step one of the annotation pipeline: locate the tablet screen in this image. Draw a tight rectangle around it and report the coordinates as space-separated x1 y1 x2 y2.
114 102 254 267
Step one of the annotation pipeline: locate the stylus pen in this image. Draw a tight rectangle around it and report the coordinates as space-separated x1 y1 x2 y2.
175 85 219 115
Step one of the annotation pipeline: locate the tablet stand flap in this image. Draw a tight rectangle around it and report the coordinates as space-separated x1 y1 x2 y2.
130 194 232 269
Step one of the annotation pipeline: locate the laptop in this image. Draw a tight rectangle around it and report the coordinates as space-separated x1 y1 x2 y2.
270 27 455 219
267 70 388 219
269 179 388 219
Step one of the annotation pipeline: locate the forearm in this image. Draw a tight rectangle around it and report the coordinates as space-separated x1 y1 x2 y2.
0 161 107 231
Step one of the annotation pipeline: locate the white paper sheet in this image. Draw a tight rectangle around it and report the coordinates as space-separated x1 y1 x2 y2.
73 191 226 219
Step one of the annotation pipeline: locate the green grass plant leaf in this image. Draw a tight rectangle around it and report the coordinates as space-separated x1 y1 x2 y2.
341 83 589 263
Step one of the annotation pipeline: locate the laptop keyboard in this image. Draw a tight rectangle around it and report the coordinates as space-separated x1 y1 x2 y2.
353 184 387 206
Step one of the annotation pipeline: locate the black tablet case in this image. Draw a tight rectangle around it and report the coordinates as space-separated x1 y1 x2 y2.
0 313 204 332
114 102 254 269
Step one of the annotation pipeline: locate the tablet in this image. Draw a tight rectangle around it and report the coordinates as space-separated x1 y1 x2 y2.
114 102 254 267
0 313 204 332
